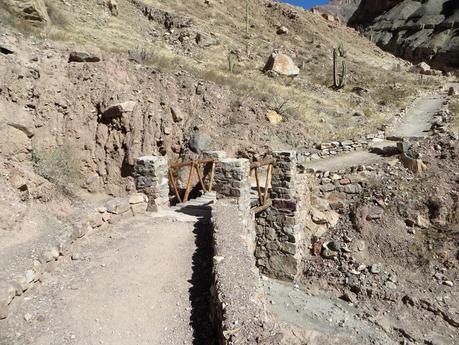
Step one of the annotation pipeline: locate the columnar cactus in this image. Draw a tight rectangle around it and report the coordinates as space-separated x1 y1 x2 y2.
333 44 347 89
228 52 235 73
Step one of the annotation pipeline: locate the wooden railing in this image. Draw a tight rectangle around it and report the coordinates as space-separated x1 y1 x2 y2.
168 159 216 203
250 159 273 213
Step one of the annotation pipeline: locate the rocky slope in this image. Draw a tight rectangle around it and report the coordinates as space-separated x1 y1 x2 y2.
316 0 362 23
349 0 459 72
0 0 429 195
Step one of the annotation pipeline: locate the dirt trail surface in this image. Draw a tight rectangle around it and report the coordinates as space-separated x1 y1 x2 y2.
304 89 450 172
0 196 216 345
387 96 446 139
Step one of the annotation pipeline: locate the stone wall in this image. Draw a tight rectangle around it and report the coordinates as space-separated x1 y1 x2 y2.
210 201 283 345
255 151 311 281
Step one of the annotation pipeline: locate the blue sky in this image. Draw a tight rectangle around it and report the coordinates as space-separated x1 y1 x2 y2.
282 1 330 9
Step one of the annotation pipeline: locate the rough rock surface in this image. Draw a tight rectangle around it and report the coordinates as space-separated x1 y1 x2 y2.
315 0 362 23
350 0 459 71
3 0 49 23
264 52 299 77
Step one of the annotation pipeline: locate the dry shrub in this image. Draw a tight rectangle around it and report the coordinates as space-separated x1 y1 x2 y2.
32 146 81 190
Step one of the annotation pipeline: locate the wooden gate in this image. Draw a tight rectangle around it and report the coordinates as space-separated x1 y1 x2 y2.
168 159 216 203
250 159 273 213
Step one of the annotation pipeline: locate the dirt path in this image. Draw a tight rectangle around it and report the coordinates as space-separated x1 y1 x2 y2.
387 95 445 139
303 90 448 172
0 199 216 345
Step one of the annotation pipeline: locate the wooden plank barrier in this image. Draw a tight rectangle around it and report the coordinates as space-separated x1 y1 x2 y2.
250 159 273 212
168 159 216 203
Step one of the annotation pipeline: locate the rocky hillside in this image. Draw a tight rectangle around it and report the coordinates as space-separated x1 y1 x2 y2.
0 0 439 195
316 0 362 22
349 0 459 72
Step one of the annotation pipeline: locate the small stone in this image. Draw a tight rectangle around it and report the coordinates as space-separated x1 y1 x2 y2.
277 26 288 35
340 293 355 303
213 256 224 264
311 208 327 224
68 51 101 63
385 281 397 290
131 203 148 216
366 206 384 220
128 193 148 205
443 281 453 287
97 206 107 213
434 272 445 281
170 107 185 123
105 198 130 215
370 264 381 274
265 110 282 124
25 270 35 284
24 313 33 322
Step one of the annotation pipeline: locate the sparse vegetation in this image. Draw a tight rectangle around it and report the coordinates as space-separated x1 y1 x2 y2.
32 146 81 190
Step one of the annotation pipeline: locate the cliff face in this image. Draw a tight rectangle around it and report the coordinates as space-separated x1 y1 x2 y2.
350 0 459 72
316 0 362 23
348 0 403 25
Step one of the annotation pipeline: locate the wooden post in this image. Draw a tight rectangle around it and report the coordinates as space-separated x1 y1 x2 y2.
208 161 216 192
183 163 195 202
263 163 272 205
194 162 208 193
254 167 263 205
168 169 183 203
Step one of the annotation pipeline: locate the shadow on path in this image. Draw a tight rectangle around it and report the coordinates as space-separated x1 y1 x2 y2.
176 203 216 345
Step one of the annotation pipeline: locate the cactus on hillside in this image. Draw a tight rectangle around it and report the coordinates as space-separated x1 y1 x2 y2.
228 52 236 73
333 44 347 89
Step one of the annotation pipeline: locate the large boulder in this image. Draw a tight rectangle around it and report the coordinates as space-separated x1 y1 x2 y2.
5 0 49 23
264 52 299 77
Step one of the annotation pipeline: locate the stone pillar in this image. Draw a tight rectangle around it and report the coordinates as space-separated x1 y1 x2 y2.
255 151 309 281
134 156 169 212
214 158 250 207
213 158 254 246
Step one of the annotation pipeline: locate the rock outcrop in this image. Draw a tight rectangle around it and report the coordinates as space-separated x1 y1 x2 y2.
4 0 49 23
315 0 362 23
350 0 459 72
